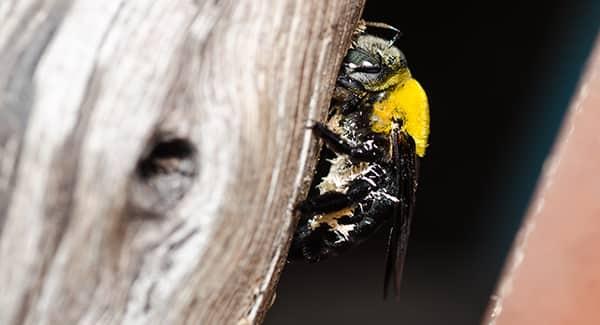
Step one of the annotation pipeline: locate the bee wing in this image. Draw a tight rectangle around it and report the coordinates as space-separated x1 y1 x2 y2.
383 129 418 299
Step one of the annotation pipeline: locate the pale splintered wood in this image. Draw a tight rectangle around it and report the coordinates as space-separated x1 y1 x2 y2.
0 1 365 324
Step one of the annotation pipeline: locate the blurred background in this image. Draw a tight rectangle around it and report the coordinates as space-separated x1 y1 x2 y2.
266 1 599 324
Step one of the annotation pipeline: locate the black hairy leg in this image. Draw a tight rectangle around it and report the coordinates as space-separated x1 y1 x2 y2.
290 188 397 263
310 122 386 162
291 168 397 262
296 179 373 215
296 191 351 215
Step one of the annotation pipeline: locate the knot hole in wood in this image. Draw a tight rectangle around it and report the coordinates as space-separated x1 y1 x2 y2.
128 134 198 217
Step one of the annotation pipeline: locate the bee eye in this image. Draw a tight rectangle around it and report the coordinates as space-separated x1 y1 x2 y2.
347 60 381 73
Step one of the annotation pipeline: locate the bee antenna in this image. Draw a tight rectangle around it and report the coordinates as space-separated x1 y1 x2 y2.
363 21 403 47
387 32 401 48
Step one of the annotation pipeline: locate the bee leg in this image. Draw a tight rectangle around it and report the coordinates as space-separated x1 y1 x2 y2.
311 200 390 255
296 179 373 214
310 122 385 161
332 214 379 247
353 197 396 237
296 191 352 214
289 222 331 263
317 196 395 254
291 212 358 263
291 179 377 262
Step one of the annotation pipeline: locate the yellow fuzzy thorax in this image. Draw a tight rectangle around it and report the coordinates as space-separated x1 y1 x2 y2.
370 73 430 157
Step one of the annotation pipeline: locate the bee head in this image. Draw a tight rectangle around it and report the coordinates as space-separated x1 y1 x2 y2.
342 34 410 92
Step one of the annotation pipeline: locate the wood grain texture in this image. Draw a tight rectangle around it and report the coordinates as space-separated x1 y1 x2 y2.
0 1 365 324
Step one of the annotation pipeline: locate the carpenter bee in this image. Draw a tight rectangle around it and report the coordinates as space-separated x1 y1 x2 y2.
289 20 430 298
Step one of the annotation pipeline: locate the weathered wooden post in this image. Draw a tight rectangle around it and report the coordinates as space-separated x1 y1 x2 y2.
0 1 365 323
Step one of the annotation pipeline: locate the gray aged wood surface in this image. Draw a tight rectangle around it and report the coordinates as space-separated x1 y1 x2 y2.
0 1 364 324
